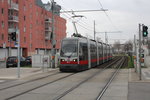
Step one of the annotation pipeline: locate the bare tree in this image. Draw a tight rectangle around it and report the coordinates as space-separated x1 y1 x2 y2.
122 40 133 60
113 41 121 54
124 40 133 53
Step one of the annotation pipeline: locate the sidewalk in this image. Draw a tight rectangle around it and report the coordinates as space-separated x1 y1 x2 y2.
129 67 150 82
128 68 150 100
0 67 58 79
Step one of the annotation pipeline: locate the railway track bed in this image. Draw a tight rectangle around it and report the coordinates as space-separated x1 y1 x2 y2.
0 56 129 100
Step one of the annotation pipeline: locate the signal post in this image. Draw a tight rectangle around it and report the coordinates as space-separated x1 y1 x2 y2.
137 24 148 80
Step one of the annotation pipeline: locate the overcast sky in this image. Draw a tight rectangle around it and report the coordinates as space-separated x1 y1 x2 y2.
42 0 150 44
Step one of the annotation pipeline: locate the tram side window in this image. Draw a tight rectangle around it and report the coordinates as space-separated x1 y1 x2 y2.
90 43 96 59
103 45 105 56
104 45 106 56
98 45 101 57
93 44 97 58
79 43 88 60
90 44 93 58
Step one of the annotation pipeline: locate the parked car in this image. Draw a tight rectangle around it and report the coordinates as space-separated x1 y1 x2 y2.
25 56 32 65
6 56 26 68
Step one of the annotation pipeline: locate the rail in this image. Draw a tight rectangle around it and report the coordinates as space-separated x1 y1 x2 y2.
96 57 125 100
53 56 122 100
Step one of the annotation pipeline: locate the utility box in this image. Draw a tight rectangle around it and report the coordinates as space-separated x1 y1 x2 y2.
55 53 60 68
32 53 60 68
32 54 51 68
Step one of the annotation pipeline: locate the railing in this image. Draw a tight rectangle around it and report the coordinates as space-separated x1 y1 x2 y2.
45 32 51 40
45 27 52 31
8 27 19 33
8 16 19 22
9 3 19 10
45 35 50 40
45 18 52 23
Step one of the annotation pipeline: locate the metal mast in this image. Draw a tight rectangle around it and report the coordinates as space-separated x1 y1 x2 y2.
139 24 142 80
51 0 56 68
94 21 96 40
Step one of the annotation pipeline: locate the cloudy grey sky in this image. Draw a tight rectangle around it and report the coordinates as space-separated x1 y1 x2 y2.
42 0 150 44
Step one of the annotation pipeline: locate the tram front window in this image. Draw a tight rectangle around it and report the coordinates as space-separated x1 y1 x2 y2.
61 40 78 57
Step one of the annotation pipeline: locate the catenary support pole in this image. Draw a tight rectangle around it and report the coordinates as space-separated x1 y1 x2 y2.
134 35 137 72
17 30 20 78
94 20 96 40
51 0 56 68
139 24 142 80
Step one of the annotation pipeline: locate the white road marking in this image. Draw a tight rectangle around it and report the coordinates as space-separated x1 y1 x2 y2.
0 80 5 83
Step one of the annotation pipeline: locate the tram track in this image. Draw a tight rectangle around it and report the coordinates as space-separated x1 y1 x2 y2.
0 70 60 91
52 57 123 100
96 57 125 100
0 57 121 100
3 73 76 100
0 57 119 92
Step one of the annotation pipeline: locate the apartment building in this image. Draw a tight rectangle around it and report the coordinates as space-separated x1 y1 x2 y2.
0 0 66 60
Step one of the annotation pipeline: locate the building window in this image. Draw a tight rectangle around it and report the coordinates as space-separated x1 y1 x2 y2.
24 26 26 32
8 0 11 4
2 34 4 40
24 6 26 11
36 11 38 16
30 44 32 48
24 37 26 43
36 20 38 25
1 8 4 15
30 4 32 8
30 24 32 29
2 21 4 28
30 14 32 19
24 16 26 21
16 0 18 4
30 33 32 39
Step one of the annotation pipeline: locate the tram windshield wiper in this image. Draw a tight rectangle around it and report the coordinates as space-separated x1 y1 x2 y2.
68 51 75 58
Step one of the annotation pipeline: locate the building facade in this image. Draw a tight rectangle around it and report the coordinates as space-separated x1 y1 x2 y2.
0 0 66 60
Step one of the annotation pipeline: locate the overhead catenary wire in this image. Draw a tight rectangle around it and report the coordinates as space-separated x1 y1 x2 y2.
60 12 94 37
77 22 94 32
60 11 94 37
97 0 118 31
61 7 95 28
52 0 102 37
60 4 108 30
60 7 95 33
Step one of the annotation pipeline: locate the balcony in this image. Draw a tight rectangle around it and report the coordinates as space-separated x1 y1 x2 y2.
9 3 19 11
45 18 52 23
45 32 51 40
8 16 19 23
8 28 15 33
45 27 52 32
8 27 19 34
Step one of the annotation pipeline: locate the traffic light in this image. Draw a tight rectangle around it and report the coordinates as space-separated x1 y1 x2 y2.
142 25 148 37
141 54 144 58
11 32 16 41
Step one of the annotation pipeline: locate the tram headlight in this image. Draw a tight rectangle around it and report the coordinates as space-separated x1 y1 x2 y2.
73 59 77 62
61 59 65 62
